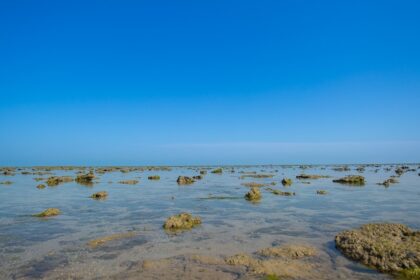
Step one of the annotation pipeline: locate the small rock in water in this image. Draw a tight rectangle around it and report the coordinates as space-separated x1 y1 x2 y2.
177 176 195 185
245 187 261 201
333 175 365 185
148 175 160 180
36 184 46 189
281 178 292 186
119 180 139 185
33 208 61 217
91 191 108 199
163 213 201 231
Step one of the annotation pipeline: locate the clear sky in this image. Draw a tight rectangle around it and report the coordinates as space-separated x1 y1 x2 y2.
1 0 420 165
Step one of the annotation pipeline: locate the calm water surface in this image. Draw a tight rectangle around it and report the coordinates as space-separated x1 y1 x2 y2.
0 165 419 279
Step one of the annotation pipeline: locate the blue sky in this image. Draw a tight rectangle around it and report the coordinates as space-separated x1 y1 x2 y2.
1 0 420 165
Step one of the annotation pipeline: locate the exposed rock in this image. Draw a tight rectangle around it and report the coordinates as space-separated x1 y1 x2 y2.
75 172 95 185
200 170 207 175
163 213 201 231
281 178 292 186
119 180 139 185
316 190 328 195
36 184 46 189
148 175 160 180
33 208 61 217
333 175 365 185
177 176 195 185
211 168 223 174
192 175 203 180
245 187 261 201
335 223 420 273
46 176 73 186
91 191 108 199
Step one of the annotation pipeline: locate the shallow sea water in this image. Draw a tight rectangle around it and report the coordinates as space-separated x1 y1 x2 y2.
0 165 419 279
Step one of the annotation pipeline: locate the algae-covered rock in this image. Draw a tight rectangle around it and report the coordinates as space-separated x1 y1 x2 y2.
87 232 136 248
0 181 13 185
211 168 223 174
46 176 73 186
33 208 61 217
75 172 95 185
245 187 261 201
316 190 327 195
333 175 365 185
119 180 139 185
148 175 160 180
177 176 195 185
36 184 46 189
281 178 292 186
91 191 108 199
397 268 420 280
335 223 420 273
163 213 201 231
267 188 295 196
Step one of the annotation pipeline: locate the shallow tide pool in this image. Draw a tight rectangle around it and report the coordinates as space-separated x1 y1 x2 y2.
0 165 419 279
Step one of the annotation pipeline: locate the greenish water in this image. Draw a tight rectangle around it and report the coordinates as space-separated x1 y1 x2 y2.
0 165 419 279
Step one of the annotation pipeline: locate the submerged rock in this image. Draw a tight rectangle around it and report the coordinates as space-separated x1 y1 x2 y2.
148 175 160 180
192 175 203 180
257 244 317 259
267 188 295 196
87 232 136 248
177 176 195 185
119 180 139 185
36 184 46 189
91 191 108 199
200 170 207 175
225 244 318 278
242 182 265 188
378 178 399 187
46 176 73 186
163 213 201 231
0 181 13 185
33 208 61 217
296 174 329 180
245 187 261 201
241 174 274 179
335 223 420 273
316 190 328 195
281 178 292 186
333 175 365 185
75 172 95 185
